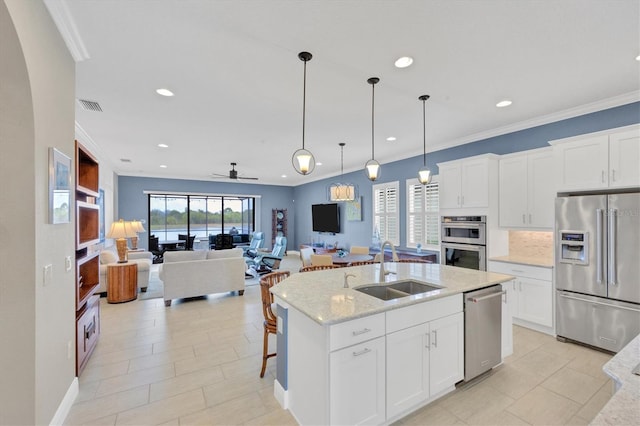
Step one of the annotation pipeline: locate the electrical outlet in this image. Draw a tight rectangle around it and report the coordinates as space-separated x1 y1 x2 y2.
67 341 73 359
65 256 72 272
43 264 52 286
277 316 283 334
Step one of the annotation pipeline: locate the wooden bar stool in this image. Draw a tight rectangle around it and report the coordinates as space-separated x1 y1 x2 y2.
259 270 290 378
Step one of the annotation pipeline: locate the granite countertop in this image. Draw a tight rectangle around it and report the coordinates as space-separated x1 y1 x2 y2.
271 263 514 325
590 333 640 425
489 255 554 268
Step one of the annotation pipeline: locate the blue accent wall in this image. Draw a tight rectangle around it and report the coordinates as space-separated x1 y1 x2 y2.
117 176 294 250
118 102 639 251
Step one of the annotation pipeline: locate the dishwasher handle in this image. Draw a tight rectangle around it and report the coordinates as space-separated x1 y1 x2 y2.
467 290 506 303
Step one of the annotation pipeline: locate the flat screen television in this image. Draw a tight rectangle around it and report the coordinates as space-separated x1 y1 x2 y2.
312 203 340 233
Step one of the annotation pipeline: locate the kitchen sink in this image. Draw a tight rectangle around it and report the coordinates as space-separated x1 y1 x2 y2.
386 280 442 294
354 280 443 301
355 285 411 301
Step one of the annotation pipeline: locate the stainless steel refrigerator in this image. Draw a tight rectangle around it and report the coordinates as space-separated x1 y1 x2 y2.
556 192 640 352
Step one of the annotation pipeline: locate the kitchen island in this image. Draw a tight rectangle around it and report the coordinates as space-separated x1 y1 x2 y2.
271 262 514 425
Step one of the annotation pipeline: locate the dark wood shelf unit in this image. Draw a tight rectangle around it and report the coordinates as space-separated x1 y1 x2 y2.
75 140 100 375
272 208 287 249
77 251 100 310
76 201 100 249
76 141 99 197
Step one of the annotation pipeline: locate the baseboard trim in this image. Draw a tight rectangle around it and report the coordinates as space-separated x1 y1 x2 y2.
50 377 78 426
274 379 288 409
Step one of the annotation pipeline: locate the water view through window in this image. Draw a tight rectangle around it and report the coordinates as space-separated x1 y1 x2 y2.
149 194 255 246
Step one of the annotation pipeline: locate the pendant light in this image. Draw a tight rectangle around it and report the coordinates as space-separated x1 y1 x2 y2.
417 94 432 185
364 77 381 181
292 51 316 175
329 143 358 202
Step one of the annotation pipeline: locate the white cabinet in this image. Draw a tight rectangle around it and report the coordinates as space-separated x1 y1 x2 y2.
330 336 386 426
386 295 463 420
489 261 554 334
329 313 386 425
501 281 514 358
438 155 499 210
551 125 640 192
499 148 554 229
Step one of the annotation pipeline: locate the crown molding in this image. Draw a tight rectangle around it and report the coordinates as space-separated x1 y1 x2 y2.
44 0 89 62
433 91 640 152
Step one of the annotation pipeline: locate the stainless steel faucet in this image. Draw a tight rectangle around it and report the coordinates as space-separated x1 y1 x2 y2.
378 240 397 282
343 272 356 288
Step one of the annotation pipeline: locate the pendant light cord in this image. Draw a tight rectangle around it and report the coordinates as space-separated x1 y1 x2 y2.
302 59 307 150
371 82 375 159
422 98 426 166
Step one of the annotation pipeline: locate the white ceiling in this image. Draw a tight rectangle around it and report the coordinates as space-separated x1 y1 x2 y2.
47 0 640 186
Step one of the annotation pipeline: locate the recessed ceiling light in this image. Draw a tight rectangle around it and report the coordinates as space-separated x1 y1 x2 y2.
156 88 174 97
316 162 323 166
386 136 397 142
394 56 414 68
496 100 513 108
159 164 167 168
157 143 169 148
636 55 640 61
281 174 287 178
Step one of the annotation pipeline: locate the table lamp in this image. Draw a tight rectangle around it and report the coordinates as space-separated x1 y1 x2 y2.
130 220 146 250
107 219 137 263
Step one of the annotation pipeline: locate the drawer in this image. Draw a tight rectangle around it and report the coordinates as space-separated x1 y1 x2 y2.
329 313 385 351
386 294 462 334
488 261 552 281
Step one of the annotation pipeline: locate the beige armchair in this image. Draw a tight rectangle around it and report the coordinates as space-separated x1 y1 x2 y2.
96 248 152 294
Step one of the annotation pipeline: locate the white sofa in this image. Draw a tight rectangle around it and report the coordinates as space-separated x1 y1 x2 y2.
97 249 153 294
160 248 246 306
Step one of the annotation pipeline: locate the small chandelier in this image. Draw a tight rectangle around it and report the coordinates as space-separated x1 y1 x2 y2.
417 94 432 185
364 77 381 181
292 51 316 175
329 143 358 202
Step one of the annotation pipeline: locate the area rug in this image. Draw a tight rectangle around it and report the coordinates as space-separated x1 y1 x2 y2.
138 251 302 300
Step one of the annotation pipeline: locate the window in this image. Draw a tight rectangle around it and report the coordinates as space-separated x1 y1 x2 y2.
406 177 439 250
148 194 255 244
372 181 399 246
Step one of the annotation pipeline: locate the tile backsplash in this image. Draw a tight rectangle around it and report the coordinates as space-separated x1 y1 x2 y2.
509 230 553 261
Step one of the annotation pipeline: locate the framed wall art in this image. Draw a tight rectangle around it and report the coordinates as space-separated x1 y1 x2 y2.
48 147 71 224
346 197 362 221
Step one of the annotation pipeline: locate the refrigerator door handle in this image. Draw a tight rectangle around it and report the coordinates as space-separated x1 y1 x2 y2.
596 208 604 284
608 208 617 286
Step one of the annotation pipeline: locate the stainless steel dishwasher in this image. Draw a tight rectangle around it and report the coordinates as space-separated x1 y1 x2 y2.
464 285 503 381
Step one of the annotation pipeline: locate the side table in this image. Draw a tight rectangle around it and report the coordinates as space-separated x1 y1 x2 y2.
107 262 138 303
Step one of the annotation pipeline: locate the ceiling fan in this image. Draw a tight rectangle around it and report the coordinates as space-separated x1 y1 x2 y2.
211 162 259 181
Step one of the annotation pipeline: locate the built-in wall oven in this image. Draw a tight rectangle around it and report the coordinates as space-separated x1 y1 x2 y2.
441 216 487 271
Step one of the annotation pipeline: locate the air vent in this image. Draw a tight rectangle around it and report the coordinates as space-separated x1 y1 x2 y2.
120 158 132 163
77 99 102 112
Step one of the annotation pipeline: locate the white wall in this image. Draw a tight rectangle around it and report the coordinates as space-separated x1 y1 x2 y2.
0 0 76 424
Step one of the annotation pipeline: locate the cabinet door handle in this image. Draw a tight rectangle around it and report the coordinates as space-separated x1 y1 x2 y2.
611 169 616 182
529 214 532 224
601 170 606 183
519 281 522 291
522 214 526 224
457 195 460 206
432 330 438 348
461 196 465 206
352 348 372 357
352 328 371 336
425 332 431 349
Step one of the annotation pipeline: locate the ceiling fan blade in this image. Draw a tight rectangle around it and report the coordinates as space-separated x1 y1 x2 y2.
237 176 259 180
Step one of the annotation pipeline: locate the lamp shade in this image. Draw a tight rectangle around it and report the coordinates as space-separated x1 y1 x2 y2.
106 219 137 239
130 220 146 234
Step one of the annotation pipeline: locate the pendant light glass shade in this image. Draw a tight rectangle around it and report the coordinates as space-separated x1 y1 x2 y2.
365 77 381 181
417 94 432 185
329 143 358 202
292 51 316 175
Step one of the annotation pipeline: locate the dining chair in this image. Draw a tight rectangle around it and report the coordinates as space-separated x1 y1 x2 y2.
311 254 333 266
299 264 341 272
259 270 290 378
349 245 370 255
349 260 375 266
299 247 314 267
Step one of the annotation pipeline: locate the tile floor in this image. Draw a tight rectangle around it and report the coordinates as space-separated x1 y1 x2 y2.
65 279 614 425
